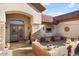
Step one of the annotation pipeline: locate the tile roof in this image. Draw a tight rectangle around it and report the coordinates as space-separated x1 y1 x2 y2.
42 14 54 24
31 3 46 12
54 10 79 23
42 10 79 24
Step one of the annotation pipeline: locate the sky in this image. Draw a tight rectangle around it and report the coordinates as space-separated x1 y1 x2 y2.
42 3 79 17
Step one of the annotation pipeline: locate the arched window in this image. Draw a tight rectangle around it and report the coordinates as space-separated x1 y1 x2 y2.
9 19 24 25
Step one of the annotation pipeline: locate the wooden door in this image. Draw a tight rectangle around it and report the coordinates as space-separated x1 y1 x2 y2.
10 24 24 42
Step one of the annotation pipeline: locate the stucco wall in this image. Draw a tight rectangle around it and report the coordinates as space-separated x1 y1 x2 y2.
0 3 42 52
57 18 79 38
40 25 57 37
0 3 41 34
0 3 41 24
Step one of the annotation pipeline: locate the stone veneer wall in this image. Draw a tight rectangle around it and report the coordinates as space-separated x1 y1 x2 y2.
0 21 5 51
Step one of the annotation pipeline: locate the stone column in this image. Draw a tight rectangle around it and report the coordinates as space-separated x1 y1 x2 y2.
0 12 6 54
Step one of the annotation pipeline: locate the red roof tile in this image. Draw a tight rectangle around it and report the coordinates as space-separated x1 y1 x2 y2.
42 14 54 24
31 3 46 12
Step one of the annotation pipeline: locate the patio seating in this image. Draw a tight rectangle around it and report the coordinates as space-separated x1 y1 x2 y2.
32 41 68 56
32 41 51 56
40 37 45 42
51 36 55 41
75 43 79 55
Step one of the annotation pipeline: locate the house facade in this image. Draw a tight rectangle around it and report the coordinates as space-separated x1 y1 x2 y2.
54 10 79 39
0 3 79 56
40 14 57 37
41 10 79 39
0 3 45 53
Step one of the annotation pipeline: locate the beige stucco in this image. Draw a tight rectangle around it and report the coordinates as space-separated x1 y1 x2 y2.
0 3 42 53
0 3 42 33
57 18 79 38
40 18 79 38
40 25 57 37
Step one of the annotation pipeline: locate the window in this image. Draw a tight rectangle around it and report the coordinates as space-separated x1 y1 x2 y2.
9 19 24 25
46 27 52 33
45 25 54 33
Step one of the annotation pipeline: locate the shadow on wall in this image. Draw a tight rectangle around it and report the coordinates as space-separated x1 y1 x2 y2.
31 28 41 41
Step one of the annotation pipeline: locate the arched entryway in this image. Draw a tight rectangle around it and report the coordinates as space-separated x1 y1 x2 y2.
5 11 33 49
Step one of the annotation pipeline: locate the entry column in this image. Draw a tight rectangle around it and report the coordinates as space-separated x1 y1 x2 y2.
0 12 6 55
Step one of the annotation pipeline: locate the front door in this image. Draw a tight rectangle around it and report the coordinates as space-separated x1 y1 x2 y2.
10 24 24 42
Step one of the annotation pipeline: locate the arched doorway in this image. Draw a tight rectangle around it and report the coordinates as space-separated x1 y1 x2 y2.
6 12 32 49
